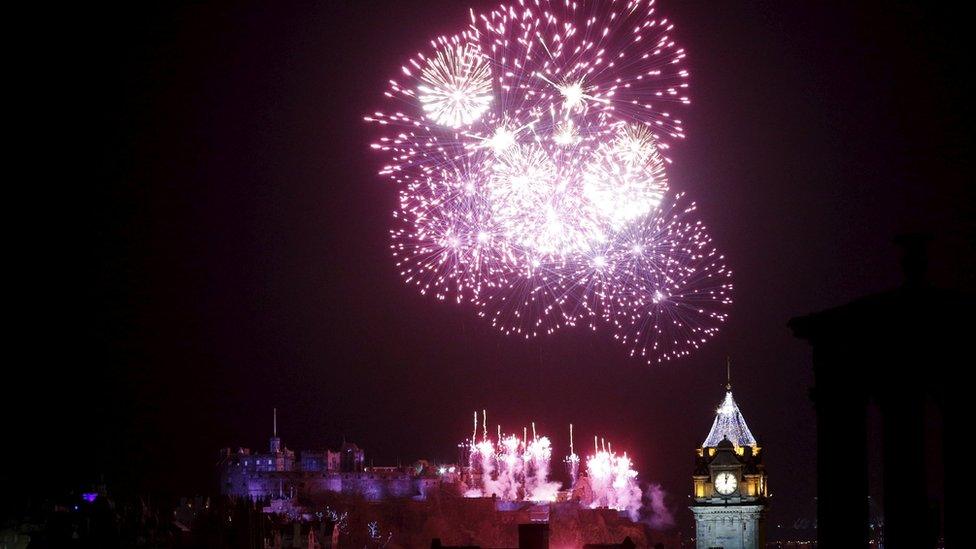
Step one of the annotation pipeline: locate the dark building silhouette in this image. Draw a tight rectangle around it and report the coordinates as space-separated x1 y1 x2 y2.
517 524 549 549
790 235 969 548
430 525 639 549
431 523 550 549
583 538 638 549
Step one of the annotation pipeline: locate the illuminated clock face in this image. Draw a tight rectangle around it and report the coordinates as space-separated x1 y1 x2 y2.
715 471 738 495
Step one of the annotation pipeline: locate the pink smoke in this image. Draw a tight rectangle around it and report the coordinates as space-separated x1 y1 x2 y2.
644 483 675 530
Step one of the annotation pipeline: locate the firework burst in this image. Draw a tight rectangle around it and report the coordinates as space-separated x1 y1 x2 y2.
367 0 731 363
417 40 493 128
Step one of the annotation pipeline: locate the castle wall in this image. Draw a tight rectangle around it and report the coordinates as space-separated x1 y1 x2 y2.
220 469 442 502
219 441 450 504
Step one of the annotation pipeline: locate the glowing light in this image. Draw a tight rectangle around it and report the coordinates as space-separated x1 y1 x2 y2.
559 81 586 111
486 126 517 153
703 391 757 448
552 120 579 146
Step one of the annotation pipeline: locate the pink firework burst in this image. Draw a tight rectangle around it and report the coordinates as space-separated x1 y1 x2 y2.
367 0 732 363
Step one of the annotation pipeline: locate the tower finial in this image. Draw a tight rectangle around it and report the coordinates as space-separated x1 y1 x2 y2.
269 407 282 454
726 356 732 391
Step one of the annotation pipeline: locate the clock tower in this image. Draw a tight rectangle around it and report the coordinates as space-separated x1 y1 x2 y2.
690 372 768 549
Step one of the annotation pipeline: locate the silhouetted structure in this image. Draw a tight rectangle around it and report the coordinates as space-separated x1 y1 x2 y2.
790 235 968 548
583 537 638 549
432 542 482 549
516 524 549 549
430 525 640 549
431 523 550 549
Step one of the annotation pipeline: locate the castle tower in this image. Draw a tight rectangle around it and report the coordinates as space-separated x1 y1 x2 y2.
690 363 768 549
269 407 281 454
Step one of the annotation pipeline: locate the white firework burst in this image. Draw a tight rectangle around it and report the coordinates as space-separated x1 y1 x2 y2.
418 42 493 128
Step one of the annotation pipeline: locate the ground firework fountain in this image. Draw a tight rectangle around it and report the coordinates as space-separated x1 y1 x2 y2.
462 411 643 520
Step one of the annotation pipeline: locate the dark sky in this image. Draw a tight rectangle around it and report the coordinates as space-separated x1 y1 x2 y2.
8 0 972 536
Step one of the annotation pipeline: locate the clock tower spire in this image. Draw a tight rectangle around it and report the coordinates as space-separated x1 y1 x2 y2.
727 356 732 391
690 361 769 549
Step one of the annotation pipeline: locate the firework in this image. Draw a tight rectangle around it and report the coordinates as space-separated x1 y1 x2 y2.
462 413 645 518
598 194 733 362
583 124 669 228
417 40 493 128
464 417 561 502
462 413 638 511
367 0 730 363
564 423 580 488
584 449 643 521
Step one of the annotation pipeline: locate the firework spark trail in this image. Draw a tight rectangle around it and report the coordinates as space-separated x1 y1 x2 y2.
564 423 580 488
367 0 731 363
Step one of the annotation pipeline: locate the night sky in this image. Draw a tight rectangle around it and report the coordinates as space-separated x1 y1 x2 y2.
8 0 972 536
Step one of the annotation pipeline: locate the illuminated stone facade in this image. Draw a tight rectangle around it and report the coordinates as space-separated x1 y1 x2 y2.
690 389 768 549
217 413 451 502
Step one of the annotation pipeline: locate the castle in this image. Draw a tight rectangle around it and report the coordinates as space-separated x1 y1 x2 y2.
217 409 451 503
214 411 660 546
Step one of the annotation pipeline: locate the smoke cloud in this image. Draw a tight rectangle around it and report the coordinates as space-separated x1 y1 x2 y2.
643 483 675 530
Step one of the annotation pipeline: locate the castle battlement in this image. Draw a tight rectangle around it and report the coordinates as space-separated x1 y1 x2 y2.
217 410 454 502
